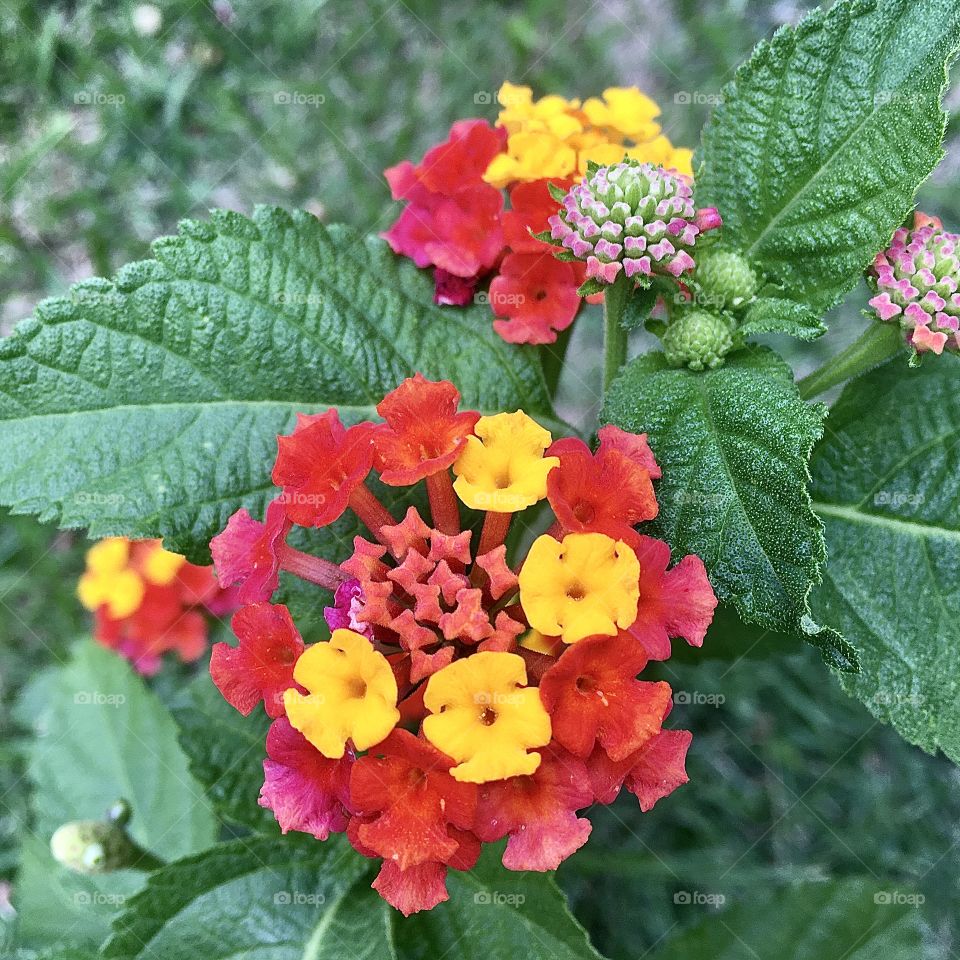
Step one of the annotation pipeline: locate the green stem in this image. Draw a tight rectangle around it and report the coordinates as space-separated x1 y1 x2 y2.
797 322 903 400
602 274 632 393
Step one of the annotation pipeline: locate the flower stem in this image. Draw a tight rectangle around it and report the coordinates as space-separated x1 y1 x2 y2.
797 322 903 399
426 470 461 535
603 273 632 393
278 543 346 590
348 484 396 542
476 511 512 560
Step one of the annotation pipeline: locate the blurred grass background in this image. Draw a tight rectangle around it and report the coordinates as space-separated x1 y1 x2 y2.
1 1 959 957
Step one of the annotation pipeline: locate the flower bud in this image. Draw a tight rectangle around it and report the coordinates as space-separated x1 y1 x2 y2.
693 249 758 309
662 310 733 371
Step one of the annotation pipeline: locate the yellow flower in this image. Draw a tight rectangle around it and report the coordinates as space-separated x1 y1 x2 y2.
452 411 558 513
77 538 145 619
422 651 551 782
484 132 577 189
518 533 640 644
141 543 187 585
582 87 661 142
284 629 399 758
483 81 693 187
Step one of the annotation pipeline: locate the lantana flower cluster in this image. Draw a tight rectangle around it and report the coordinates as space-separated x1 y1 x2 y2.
868 211 960 355
78 538 237 675
382 82 694 345
208 374 717 915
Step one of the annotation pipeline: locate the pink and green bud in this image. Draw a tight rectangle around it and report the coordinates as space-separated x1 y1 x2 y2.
546 161 721 288
868 212 960 355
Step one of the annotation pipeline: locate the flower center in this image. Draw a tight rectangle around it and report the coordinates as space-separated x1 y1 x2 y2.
479 706 498 726
566 582 586 601
575 674 596 695
346 677 368 699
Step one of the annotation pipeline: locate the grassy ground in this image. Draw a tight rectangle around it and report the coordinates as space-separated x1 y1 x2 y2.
2 1 959 957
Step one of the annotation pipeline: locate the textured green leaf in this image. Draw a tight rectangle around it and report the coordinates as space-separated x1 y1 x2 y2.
171 671 273 833
649 879 921 959
602 347 855 668
396 846 602 960
0 209 554 561
103 836 377 960
809 355 960 761
698 0 960 312
737 297 827 341
16 641 216 950
104 838 600 960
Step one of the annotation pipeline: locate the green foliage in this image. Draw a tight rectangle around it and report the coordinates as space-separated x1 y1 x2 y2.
104 837 599 960
737 297 827 342
15 642 215 950
698 0 960 313
602 347 855 669
808 356 960 761
646 879 922 959
0 210 554 563
171 672 273 833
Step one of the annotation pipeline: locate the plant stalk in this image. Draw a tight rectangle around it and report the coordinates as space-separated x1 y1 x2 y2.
602 274 632 393
797 322 903 400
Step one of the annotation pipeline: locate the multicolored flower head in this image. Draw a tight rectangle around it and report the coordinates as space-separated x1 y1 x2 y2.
382 82 695 344
868 212 960 355
208 374 717 915
547 160 721 286
78 537 237 674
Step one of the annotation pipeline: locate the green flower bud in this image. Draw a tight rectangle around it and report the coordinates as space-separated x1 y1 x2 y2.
50 820 141 874
662 310 733 371
694 249 759 309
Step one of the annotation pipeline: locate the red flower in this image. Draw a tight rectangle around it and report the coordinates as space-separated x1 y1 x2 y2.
539 633 672 760
383 188 505 279
587 728 692 810
373 374 480 485
474 748 592 871
259 717 352 840
273 410 374 527
385 119 506 200
210 499 290 603
350 729 477 870
625 535 717 661
382 120 508 287
596 424 661 479
433 268 481 306
502 178 576 254
210 602 304 718
490 252 582 344
547 434 658 541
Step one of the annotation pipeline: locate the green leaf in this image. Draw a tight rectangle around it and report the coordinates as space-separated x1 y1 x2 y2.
171 671 274 833
808 355 960 761
104 838 601 959
396 845 602 960
620 285 659 332
0 209 554 562
602 347 856 669
576 277 606 297
649 879 921 959
16 641 216 950
103 835 375 960
737 297 827 341
698 0 960 312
